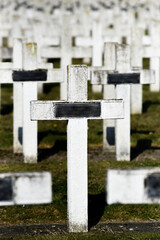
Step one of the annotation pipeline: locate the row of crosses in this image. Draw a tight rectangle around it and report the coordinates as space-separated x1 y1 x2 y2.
0 39 157 233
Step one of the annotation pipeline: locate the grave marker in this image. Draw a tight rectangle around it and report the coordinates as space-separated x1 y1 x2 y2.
75 19 103 93
107 169 160 204
31 65 124 232
0 172 52 205
130 27 143 114
142 19 160 92
91 42 155 161
41 18 92 100
0 39 63 163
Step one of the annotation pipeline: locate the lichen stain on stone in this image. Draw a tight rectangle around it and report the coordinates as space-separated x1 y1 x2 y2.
25 43 37 55
86 9 90 15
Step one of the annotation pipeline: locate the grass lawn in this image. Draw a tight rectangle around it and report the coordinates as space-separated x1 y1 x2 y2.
1 232 160 240
0 81 160 238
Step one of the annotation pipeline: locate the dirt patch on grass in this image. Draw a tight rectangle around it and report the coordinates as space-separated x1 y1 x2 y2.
1 221 160 237
0 223 68 237
0 146 160 163
0 149 23 163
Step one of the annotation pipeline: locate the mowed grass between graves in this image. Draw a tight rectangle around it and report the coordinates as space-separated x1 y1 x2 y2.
1 232 160 240
1 77 160 232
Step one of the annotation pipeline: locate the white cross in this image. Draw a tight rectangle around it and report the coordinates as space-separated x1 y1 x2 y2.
31 65 124 233
75 19 103 93
142 19 160 92
41 15 92 100
0 38 63 163
91 42 155 161
130 27 144 114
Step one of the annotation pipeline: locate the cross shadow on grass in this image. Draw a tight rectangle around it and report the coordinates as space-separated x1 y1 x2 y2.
43 83 59 94
88 193 106 230
38 139 67 162
131 139 152 160
38 130 66 145
143 100 160 113
1 104 13 115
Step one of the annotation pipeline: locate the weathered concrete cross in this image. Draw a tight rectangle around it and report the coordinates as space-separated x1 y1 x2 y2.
41 15 92 100
0 38 63 163
91 42 155 161
31 65 124 232
142 19 160 92
130 27 143 114
75 19 103 93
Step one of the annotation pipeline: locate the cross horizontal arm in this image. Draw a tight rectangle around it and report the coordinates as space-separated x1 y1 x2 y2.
72 47 92 58
12 69 63 83
41 47 61 58
75 37 93 47
143 46 160 58
41 46 92 59
90 68 155 85
0 69 63 84
107 169 160 205
0 62 13 69
0 63 53 70
0 69 12 83
47 69 64 83
30 100 124 120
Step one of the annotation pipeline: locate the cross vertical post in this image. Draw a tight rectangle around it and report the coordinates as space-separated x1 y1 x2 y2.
130 27 143 114
142 20 160 92
150 20 160 92
67 65 88 232
23 42 38 163
92 20 103 93
115 44 131 161
13 38 23 153
103 43 116 151
61 15 72 100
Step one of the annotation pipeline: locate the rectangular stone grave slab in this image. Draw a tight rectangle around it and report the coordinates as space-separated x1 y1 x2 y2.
107 169 160 204
0 172 52 206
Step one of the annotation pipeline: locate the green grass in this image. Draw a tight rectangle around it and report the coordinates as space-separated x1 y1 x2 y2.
1 81 160 231
131 85 160 147
1 232 160 240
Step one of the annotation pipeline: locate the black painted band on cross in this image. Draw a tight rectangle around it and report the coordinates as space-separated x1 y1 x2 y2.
12 70 47 82
107 73 140 84
55 102 101 118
